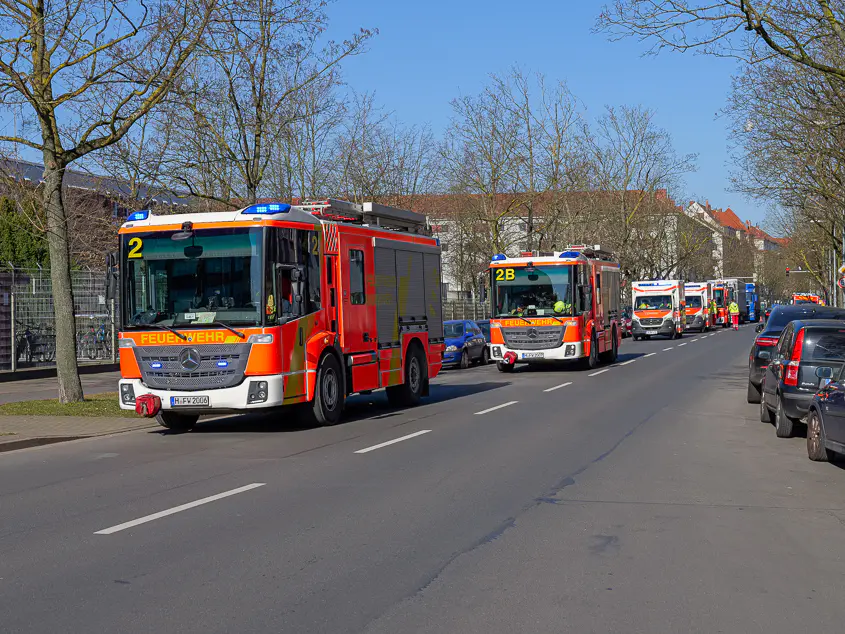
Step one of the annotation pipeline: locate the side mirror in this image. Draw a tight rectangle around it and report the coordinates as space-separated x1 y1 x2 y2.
758 350 771 360
816 367 834 379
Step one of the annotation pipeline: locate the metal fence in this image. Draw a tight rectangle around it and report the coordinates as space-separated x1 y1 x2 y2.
0 268 116 371
442 300 490 321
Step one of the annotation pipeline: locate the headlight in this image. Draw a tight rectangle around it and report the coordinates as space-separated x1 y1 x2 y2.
247 334 274 344
446 345 458 352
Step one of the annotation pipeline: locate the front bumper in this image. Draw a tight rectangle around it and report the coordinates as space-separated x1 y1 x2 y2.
632 319 676 337
489 342 583 363
443 350 462 365
118 375 286 413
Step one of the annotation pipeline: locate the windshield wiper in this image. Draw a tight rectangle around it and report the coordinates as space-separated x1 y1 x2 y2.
212 321 246 339
548 315 566 325
147 323 187 341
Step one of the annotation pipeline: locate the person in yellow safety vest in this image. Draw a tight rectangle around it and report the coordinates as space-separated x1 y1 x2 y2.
728 300 740 331
553 300 571 315
638 301 649 310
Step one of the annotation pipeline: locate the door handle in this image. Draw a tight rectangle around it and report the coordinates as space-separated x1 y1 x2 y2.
363 332 371 342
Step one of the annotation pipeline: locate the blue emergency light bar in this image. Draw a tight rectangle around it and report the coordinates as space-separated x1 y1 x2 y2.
127 209 150 222
558 251 581 259
492 253 507 261
241 203 291 215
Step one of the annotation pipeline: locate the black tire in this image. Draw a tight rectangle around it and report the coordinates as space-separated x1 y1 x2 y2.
497 361 515 373
309 353 345 426
644 335 651 340
156 411 199 432
774 396 795 438
746 379 761 404
582 332 599 370
386 345 426 408
459 349 469 370
600 329 618 363
760 390 773 423
807 409 835 462
481 347 490 365
633 335 640 341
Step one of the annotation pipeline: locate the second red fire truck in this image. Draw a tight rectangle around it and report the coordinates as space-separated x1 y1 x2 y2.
117 199 444 431
487 246 622 371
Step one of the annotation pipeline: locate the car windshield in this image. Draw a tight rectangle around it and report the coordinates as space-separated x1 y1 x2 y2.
492 265 572 317
444 322 465 338
477 322 490 339
122 228 264 327
634 295 672 310
686 296 702 308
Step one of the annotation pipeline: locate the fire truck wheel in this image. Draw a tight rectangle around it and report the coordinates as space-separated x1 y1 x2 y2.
386 345 426 407
311 353 345 426
497 361 515 373
582 332 599 370
156 412 198 433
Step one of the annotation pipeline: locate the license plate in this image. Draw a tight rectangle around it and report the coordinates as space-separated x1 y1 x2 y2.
522 352 544 359
645 330 658 335
171 395 209 407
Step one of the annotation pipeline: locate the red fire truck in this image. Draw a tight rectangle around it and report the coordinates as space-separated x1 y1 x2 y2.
117 199 444 431
487 246 622 371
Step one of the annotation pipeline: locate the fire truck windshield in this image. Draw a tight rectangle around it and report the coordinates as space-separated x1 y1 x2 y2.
122 228 266 328
493 265 573 317
713 289 725 307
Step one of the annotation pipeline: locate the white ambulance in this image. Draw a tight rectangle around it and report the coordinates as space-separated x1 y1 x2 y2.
683 282 712 333
631 280 686 340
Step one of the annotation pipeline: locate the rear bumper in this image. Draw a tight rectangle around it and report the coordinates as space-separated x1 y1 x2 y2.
782 391 814 419
118 376 286 413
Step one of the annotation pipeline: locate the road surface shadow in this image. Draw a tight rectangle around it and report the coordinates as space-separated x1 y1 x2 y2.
157 380 509 435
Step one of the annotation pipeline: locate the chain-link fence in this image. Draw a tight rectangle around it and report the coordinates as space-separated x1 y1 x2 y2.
0 268 117 371
442 300 490 321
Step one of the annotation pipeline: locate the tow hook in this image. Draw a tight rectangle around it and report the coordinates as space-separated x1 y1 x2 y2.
503 351 518 365
135 394 162 417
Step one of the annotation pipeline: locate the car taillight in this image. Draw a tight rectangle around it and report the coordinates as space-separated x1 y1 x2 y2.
755 336 778 347
784 328 805 387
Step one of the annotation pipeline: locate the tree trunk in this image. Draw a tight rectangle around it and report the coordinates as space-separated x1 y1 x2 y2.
42 156 84 403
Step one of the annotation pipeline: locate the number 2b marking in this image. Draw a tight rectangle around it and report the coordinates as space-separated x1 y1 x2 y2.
495 269 515 281
127 237 143 259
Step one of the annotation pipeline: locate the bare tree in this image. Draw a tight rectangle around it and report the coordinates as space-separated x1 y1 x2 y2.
164 0 374 207
597 1 845 81
0 0 218 401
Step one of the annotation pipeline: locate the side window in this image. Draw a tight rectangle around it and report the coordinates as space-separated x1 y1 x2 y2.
269 228 301 320
297 230 321 313
777 324 793 356
350 250 365 305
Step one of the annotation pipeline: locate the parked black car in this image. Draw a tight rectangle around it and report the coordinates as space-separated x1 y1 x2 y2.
747 305 845 404
760 319 845 438
806 364 845 462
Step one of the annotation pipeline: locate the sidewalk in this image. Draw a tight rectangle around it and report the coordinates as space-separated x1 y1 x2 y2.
0 414 157 452
0 371 121 405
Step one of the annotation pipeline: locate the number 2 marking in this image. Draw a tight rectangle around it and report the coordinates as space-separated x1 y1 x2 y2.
127 237 143 259
311 234 319 255
495 269 515 281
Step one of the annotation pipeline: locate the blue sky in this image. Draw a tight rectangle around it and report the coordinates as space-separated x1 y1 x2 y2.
327 0 766 225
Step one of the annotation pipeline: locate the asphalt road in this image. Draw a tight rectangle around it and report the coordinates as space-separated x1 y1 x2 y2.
3 325 845 633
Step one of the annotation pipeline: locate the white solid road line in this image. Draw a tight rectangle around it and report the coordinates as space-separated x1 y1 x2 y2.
588 369 609 376
618 359 636 366
94 483 266 535
355 430 432 453
644 352 657 358
474 401 519 415
544 382 572 392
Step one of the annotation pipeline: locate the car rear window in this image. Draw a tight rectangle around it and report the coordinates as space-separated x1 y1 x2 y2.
767 309 813 330
806 330 845 361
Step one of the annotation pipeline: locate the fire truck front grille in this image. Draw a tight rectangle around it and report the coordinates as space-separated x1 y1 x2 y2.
134 343 252 391
502 327 565 350
639 318 665 327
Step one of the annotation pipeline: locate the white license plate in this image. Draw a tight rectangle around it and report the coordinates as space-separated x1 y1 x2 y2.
522 352 544 359
645 330 659 335
171 395 210 407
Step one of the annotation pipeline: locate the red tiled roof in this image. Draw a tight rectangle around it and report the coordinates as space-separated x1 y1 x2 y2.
712 207 746 232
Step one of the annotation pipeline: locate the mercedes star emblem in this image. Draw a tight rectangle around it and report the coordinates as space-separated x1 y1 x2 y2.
527 328 538 339
179 348 201 371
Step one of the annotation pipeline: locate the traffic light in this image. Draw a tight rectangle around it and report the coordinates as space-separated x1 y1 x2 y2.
786 266 790 277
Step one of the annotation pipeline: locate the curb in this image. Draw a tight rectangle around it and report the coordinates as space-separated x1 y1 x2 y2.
0 436 89 453
0 363 119 383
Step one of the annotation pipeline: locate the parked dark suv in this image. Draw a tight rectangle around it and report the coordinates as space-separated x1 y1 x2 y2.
806 363 845 462
747 305 845 404
760 319 845 438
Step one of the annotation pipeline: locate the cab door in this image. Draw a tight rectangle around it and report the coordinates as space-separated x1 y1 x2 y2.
340 237 378 392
